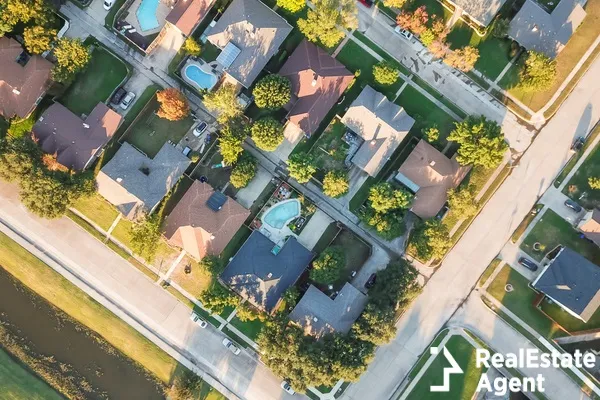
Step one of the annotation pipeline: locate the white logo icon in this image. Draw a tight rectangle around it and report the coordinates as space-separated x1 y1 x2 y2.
429 346 463 392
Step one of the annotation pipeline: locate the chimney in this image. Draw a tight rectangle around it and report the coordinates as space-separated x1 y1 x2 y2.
313 317 318 322
370 140 376 145
532 24 539 32
267 272 273 278
311 79 317 87
83 123 90 129
429 161 436 167
12 89 20 95
116 177 123 183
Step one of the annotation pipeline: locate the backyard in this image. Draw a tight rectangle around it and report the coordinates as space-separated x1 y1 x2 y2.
520 209 600 264
309 120 350 182
563 139 600 209
60 45 129 117
327 229 372 291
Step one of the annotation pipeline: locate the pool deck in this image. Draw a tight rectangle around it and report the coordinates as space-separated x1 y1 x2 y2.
259 199 301 245
181 58 220 92
124 0 169 36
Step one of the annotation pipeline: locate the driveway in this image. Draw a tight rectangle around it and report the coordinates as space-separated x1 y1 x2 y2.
540 186 586 224
235 165 273 209
298 209 334 250
145 25 185 72
84 0 110 25
499 241 541 281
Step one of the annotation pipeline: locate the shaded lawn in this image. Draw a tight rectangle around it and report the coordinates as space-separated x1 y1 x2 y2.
311 222 341 254
328 229 371 290
540 298 600 333
229 316 265 341
73 194 120 231
60 47 129 116
563 138 600 209
487 265 561 339
407 335 484 400
403 0 452 21
520 209 600 264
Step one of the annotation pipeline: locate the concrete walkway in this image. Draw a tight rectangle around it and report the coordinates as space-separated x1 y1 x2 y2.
297 209 334 250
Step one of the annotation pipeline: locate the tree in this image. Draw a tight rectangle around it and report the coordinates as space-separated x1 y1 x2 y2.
166 370 204 400
373 61 399 86
352 304 397 345
519 51 557 92
492 18 510 38
156 88 190 121
230 155 256 188
310 246 346 283
250 117 284 151
423 124 439 143
199 255 223 276
288 152 317 183
252 74 291 110
396 6 428 35
382 0 407 8
23 25 56 54
420 29 436 47
428 39 450 59
447 185 478 218
368 182 412 213
276 0 306 13
219 119 247 165
448 116 508 168
323 170 349 198
198 282 239 314
183 37 201 56
51 38 91 84
130 213 162 262
410 219 451 260
589 177 600 190
298 0 358 48
236 303 261 322
203 84 243 124
362 209 405 240
0 0 52 33
444 46 479 72
281 286 300 310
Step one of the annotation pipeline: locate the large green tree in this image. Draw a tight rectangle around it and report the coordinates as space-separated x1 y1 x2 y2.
252 74 291 110
298 0 358 48
276 0 306 13
219 118 247 165
447 185 478 218
448 116 508 168
361 208 405 240
203 84 243 124
23 25 57 54
199 282 239 314
287 152 317 184
310 246 346 284
230 155 256 188
323 170 349 198
410 219 452 260
519 51 557 92
368 182 412 213
130 213 162 262
51 38 91 84
250 117 284 151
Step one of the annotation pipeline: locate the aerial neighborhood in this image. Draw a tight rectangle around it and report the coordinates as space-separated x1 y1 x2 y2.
0 0 600 398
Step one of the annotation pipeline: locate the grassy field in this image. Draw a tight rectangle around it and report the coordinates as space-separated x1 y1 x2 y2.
406 335 484 400
73 194 119 231
0 348 63 400
563 137 600 208
511 203 545 243
540 298 600 333
121 96 194 158
60 47 129 116
520 209 600 264
478 258 502 287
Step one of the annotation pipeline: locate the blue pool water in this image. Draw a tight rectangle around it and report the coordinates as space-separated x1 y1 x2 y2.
136 0 160 32
263 200 300 229
184 65 218 90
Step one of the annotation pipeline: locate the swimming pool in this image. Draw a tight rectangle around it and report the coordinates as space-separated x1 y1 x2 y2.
263 199 301 230
136 0 160 32
184 64 218 91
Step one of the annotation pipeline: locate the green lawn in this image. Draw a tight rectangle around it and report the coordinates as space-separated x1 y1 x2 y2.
487 265 561 339
406 335 484 400
60 46 129 116
478 258 502 287
555 124 600 188
120 96 194 158
563 136 600 209
310 120 349 181
0 348 63 400
408 329 450 379
229 316 265 341
73 194 120 231
520 209 600 264
540 298 600 334
511 203 544 243
329 229 371 290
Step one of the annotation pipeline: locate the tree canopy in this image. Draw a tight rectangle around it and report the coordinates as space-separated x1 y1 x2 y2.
183 37 201 56
219 119 248 165
230 155 257 188
361 208 405 240
287 152 317 184
409 219 452 260
448 115 508 168
383 0 407 8
250 117 284 151
323 170 349 198
372 61 399 86
23 25 56 54
589 177 600 190
203 84 243 124
252 74 291 110
310 246 346 284
396 6 428 35
51 38 91 84
0 0 54 36
368 182 412 213
199 282 240 314
519 51 557 92
447 185 478 218
298 0 357 48
276 0 306 13
444 46 479 72
130 213 162 262
156 88 190 121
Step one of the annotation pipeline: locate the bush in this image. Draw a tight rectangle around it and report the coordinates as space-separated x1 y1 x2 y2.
252 74 291 110
372 61 399 86
322 170 349 198
589 177 600 190
230 156 257 188
183 37 201 56
423 124 439 143
310 247 346 284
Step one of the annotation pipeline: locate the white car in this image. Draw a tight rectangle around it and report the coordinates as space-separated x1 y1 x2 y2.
119 91 136 110
193 121 208 137
189 312 208 328
103 0 115 10
394 26 413 40
281 381 295 395
222 338 241 355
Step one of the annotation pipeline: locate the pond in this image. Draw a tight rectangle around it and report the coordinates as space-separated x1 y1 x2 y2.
0 267 165 399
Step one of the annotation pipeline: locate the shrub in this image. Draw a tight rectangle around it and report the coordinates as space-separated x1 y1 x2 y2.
230 156 257 188
373 61 399 86
310 247 346 283
322 170 349 198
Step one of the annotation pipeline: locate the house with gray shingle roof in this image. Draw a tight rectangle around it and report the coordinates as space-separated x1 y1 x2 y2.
289 283 368 338
509 0 587 58
97 142 190 220
445 0 507 27
206 0 292 87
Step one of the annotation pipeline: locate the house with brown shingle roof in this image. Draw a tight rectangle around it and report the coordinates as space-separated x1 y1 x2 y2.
0 37 53 119
395 140 470 219
578 209 600 247
341 86 415 177
32 102 122 171
166 0 214 36
279 39 354 137
164 181 250 260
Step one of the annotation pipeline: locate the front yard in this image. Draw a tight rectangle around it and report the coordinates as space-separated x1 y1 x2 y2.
563 138 600 209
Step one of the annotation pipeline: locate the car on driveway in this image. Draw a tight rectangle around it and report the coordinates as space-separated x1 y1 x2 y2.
103 0 116 10
222 338 241 355
564 199 583 213
518 257 538 272
119 92 136 110
189 312 208 328
393 26 413 40
111 87 126 106
365 273 376 289
281 381 295 395
193 121 208 137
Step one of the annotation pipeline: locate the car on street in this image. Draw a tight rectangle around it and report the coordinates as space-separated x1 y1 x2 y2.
189 312 208 328
110 87 126 106
564 199 583 213
281 381 295 395
393 26 413 40
571 136 585 151
357 0 373 7
518 257 538 272
119 91 136 110
103 0 116 10
365 273 376 289
193 121 208 137
222 338 241 355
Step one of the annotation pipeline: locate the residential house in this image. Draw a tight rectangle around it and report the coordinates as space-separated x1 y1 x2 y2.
220 230 314 314
509 0 587 58
533 247 600 322
166 0 214 37
97 142 191 220
32 102 122 171
341 85 415 177
164 180 250 260
395 139 470 219
0 37 53 119
578 208 600 247
289 283 368 338
444 0 507 28
279 39 354 137
206 0 292 88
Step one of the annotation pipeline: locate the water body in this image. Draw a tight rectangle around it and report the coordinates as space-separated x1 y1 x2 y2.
0 267 165 400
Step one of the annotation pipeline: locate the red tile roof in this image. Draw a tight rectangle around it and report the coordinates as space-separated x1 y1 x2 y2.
166 0 214 36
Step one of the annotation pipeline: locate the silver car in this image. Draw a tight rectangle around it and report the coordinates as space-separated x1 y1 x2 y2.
222 338 241 355
119 92 136 110
189 312 208 328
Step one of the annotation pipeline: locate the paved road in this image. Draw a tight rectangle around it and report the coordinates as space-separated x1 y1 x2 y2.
0 183 296 400
342 51 600 400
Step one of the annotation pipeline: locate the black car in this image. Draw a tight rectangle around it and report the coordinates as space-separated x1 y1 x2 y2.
365 273 377 289
571 137 585 151
518 257 538 272
564 199 583 213
111 87 127 105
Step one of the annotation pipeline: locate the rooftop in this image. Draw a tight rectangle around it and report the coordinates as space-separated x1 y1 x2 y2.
166 0 214 36
578 209 600 247
448 0 507 27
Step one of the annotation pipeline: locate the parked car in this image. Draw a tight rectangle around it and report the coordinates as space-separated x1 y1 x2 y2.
564 199 583 213
111 87 126 105
357 0 373 7
281 381 295 395
103 0 116 10
571 136 585 151
518 257 538 272
193 121 208 137
119 91 136 110
222 338 241 355
365 273 377 289
393 26 413 40
189 312 208 328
